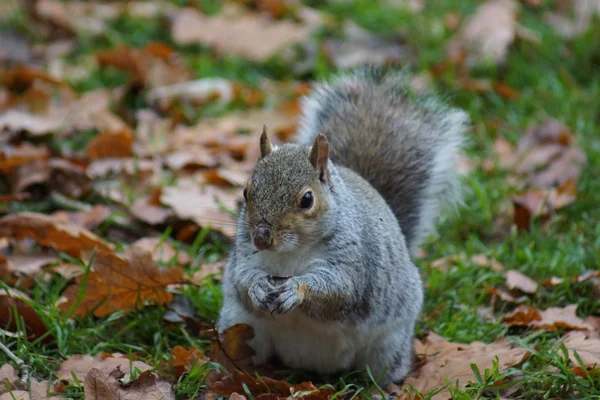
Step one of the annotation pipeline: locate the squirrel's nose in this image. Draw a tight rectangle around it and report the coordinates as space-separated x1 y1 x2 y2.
254 223 273 250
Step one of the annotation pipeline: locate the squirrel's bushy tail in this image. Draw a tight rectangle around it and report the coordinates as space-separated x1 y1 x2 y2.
295 68 468 254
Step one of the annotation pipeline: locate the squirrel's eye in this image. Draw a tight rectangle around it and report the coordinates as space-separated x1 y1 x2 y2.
243 188 248 202
299 191 314 210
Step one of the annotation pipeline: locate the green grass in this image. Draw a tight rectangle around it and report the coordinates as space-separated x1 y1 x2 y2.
1 0 599 399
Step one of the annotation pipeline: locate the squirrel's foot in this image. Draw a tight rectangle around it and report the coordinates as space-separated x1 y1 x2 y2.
248 278 277 314
268 277 306 316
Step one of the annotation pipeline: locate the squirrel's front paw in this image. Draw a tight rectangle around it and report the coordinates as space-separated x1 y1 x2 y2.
269 278 306 316
248 278 276 314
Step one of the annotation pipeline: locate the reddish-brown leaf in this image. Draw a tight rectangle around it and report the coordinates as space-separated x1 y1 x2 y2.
84 130 134 160
57 246 184 317
210 324 256 373
2 66 65 91
0 288 47 339
171 346 207 377
0 143 50 173
210 370 333 400
0 212 113 257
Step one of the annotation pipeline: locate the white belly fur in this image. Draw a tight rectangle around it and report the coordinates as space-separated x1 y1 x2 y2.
249 249 393 374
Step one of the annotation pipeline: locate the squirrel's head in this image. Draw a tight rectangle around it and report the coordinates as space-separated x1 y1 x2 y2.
242 127 332 253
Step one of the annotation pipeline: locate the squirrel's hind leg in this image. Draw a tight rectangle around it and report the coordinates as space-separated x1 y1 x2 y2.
357 323 414 387
218 299 274 366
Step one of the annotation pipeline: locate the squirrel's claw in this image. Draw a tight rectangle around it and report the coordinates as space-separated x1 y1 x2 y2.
268 278 304 316
248 278 277 314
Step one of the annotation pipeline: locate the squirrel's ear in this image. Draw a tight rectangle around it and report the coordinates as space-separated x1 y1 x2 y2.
260 125 272 159
310 133 329 183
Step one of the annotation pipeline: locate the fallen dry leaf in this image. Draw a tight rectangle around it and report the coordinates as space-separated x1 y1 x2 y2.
57 246 184 317
128 197 175 226
190 263 223 283
447 0 519 66
484 283 517 303
545 0 600 38
0 253 57 280
56 353 152 384
0 89 128 137
323 21 414 69
502 304 593 331
0 212 113 257
513 181 577 231
51 205 111 230
160 179 239 237
171 5 313 62
0 143 49 174
0 364 20 390
83 367 174 400
542 270 600 287
210 324 256 373
562 331 600 369
209 370 331 400
0 288 47 339
430 253 504 273
131 237 191 266
171 346 207 377
96 44 193 89
505 270 539 294
84 130 134 160
401 332 529 399
34 0 176 38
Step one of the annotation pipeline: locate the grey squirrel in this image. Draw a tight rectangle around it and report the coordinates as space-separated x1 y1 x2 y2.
218 68 468 385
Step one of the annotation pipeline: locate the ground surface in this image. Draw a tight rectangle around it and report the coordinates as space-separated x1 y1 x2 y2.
0 0 599 399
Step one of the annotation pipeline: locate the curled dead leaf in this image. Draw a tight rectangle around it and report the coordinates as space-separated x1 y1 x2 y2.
171 346 207 377
84 130 134 160
502 304 593 331
210 323 255 373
